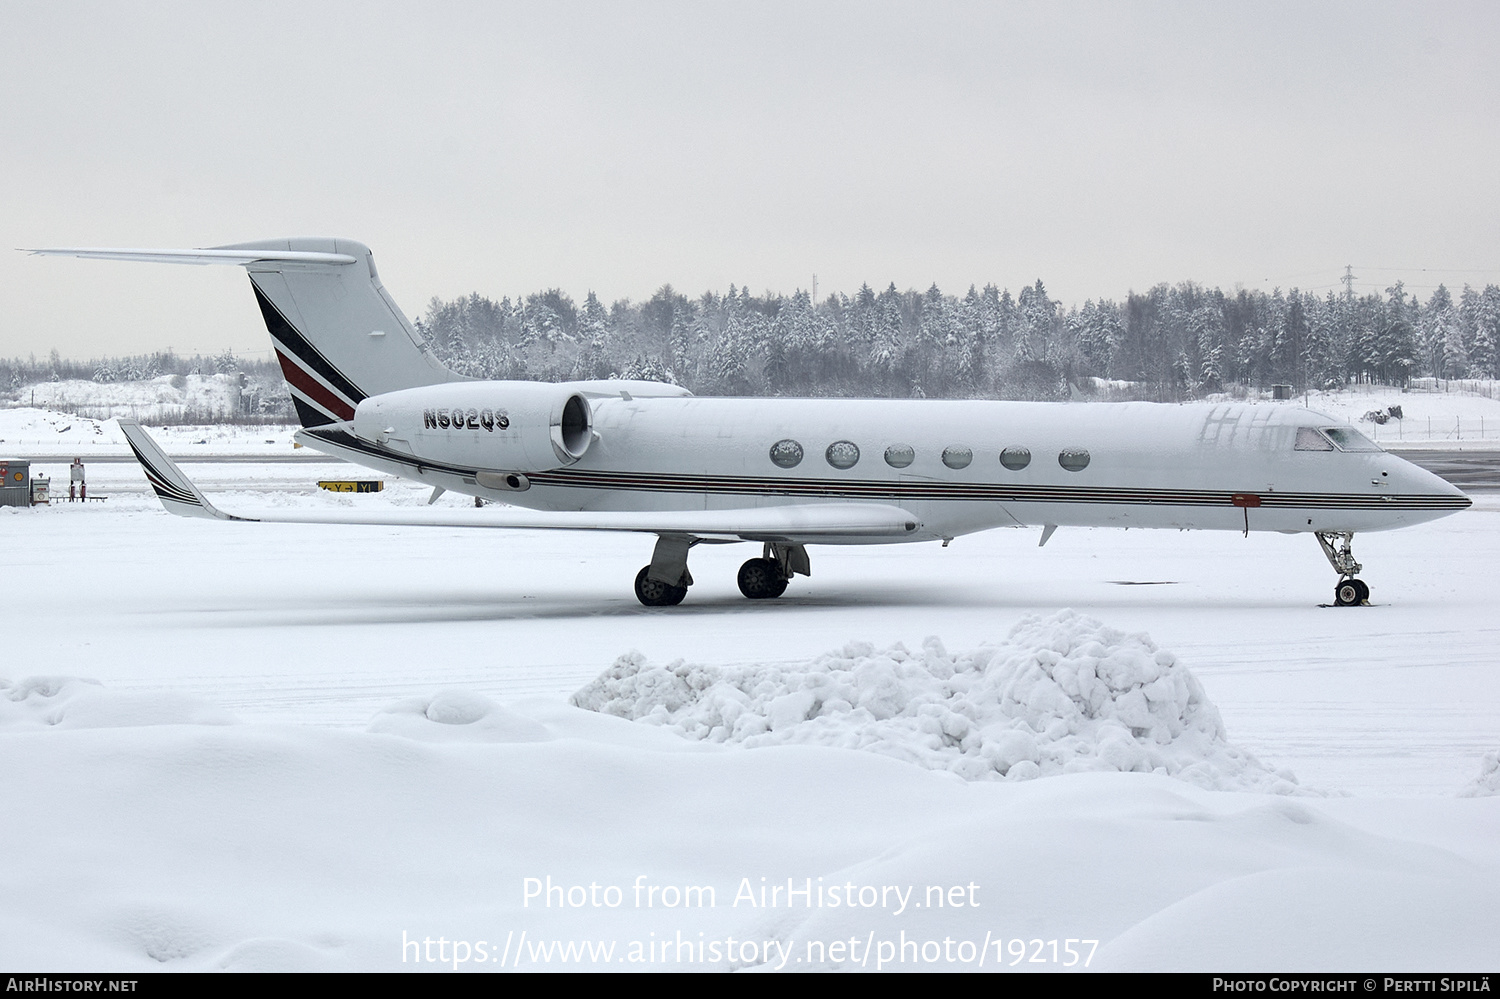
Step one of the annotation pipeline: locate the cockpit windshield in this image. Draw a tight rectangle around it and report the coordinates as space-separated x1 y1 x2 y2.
1293 425 1382 453
1294 426 1334 451
1322 427 1382 452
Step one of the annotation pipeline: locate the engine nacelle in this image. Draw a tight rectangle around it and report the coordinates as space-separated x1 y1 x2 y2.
352 381 595 474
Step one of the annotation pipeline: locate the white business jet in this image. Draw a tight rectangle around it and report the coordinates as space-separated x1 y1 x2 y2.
31 239 1470 607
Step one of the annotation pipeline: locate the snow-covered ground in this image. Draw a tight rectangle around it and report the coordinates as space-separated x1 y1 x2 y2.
0 407 299 455
7 374 272 425
1301 386 1500 448
1 441 1497 972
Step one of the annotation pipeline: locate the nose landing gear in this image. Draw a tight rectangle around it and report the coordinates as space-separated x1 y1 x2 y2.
1333 576 1370 607
1316 532 1369 606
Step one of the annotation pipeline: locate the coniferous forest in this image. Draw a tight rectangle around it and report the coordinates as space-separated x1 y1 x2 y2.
416 279 1500 401
7 278 1500 413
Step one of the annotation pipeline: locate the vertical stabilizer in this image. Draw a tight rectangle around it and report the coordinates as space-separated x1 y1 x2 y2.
216 238 459 426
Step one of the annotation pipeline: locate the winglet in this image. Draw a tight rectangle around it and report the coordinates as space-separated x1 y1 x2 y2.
117 419 249 521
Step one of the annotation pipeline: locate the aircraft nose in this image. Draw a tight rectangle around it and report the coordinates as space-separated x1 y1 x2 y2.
1392 454 1471 506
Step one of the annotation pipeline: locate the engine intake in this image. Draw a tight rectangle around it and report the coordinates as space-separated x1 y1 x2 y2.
553 393 592 462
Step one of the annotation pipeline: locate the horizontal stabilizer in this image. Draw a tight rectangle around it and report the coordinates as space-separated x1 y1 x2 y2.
24 247 356 266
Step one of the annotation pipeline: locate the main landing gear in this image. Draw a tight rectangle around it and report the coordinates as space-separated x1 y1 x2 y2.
1315 531 1369 607
634 566 688 607
634 535 694 607
632 538 810 607
737 557 788 599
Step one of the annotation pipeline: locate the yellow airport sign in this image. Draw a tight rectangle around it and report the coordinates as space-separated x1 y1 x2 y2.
317 480 383 493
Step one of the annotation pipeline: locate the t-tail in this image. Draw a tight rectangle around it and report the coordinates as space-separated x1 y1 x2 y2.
27 239 459 427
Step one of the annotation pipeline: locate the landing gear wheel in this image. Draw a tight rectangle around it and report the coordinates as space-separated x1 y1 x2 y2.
1334 577 1369 606
635 566 688 607
737 558 788 599
1317 534 1370 607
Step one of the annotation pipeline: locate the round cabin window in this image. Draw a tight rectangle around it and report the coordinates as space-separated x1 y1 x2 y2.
999 447 1031 470
941 446 973 469
884 444 915 468
769 439 803 468
825 440 860 469
1058 449 1091 472
828 441 864 468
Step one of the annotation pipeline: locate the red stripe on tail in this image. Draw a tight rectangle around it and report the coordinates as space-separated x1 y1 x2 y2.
275 348 357 421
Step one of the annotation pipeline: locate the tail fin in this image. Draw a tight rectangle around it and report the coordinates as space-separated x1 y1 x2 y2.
117 419 245 521
217 239 458 427
27 238 460 427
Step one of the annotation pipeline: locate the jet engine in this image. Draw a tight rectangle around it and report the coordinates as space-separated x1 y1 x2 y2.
351 381 595 482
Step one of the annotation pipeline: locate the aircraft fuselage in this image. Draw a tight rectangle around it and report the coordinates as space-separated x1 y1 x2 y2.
304 390 1468 544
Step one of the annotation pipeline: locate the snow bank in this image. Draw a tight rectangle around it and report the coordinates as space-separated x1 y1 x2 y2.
0 407 298 453
366 689 551 743
0 408 113 446
0 675 234 729
572 611 1304 794
1459 752 1500 797
14 374 249 423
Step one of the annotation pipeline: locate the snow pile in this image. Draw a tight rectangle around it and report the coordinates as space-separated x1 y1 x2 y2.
367 689 551 744
1459 752 1500 797
572 611 1303 793
0 676 234 729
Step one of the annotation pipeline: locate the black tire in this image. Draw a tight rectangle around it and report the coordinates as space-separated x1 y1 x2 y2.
635 566 687 607
737 558 787 599
1352 578 1369 603
1334 579 1362 606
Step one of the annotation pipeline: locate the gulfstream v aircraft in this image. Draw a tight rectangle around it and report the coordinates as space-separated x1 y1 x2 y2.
32 239 1470 606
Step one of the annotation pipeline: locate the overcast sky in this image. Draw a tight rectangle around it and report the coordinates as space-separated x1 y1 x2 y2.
4 1 1498 360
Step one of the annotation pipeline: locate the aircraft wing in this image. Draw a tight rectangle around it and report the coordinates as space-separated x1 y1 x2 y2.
117 420 922 542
